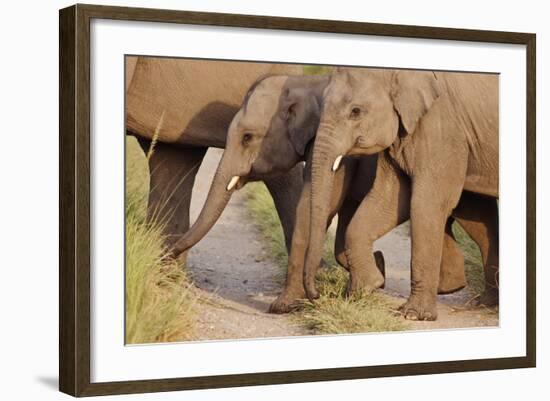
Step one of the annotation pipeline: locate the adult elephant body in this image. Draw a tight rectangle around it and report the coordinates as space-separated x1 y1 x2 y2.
304 68 499 320
126 57 304 256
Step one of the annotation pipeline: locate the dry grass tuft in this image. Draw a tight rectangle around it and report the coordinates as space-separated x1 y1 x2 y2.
293 268 406 334
243 181 407 335
146 110 165 160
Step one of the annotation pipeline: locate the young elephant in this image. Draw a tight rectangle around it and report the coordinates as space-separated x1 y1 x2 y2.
303 68 499 321
170 73 330 257
168 73 365 312
170 72 484 314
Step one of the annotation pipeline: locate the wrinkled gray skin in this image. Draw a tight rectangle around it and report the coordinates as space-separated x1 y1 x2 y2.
304 68 499 321
170 72 493 314
270 154 381 313
170 74 379 312
170 74 330 258
126 57 304 263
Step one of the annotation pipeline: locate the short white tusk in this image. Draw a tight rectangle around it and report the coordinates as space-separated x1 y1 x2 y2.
226 176 240 191
332 155 343 172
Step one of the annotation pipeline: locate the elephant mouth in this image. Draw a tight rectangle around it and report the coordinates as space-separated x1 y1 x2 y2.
331 155 343 171
226 175 240 191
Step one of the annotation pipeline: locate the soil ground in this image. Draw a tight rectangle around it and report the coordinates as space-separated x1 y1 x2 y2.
187 149 498 340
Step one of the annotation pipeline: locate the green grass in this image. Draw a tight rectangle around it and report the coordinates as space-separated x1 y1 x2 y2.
125 137 197 344
244 182 340 274
243 182 288 273
243 182 406 335
452 222 486 296
303 65 332 75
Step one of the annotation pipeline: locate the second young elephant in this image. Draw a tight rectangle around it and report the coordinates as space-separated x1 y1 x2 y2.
170 72 490 313
303 68 499 321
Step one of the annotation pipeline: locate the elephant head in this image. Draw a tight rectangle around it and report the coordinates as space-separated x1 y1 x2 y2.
304 67 441 299
171 73 329 257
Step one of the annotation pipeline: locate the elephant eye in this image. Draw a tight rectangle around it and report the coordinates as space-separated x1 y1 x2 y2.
242 133 253 145
349 107 362 120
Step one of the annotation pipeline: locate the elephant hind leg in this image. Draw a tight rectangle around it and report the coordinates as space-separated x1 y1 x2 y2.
452 192 499 306
141 140 207 262
438 218 467 294
334 197 357 270
263 163 304 254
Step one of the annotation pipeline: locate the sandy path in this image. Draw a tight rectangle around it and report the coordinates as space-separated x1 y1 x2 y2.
187 149 497 340
187 149 307 340
373 223 498 330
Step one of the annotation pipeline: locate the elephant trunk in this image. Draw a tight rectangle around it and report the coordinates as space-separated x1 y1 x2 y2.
304 134 342 301
171 155 239 258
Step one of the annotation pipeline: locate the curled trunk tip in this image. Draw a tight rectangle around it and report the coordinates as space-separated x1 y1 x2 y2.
170 161 235 258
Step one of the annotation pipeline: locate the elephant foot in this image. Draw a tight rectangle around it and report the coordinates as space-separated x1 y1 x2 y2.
399 295 438 321
346 251 385 297
437 260 466 294
305 286 320 302
345 279 378 298
437 282 466 295
269 288 305 314
474 287 499 307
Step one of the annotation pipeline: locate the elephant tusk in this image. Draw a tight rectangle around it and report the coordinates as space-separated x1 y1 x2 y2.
332 155 343 172
226 176 240 191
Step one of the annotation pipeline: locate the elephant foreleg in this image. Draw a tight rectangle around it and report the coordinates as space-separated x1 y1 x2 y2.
141 140 207 263
269 179 311 313
269 159 352 313
344 154 410 296
403 159 467 321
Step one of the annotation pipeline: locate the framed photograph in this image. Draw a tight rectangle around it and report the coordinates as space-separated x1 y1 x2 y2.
59 4 536 397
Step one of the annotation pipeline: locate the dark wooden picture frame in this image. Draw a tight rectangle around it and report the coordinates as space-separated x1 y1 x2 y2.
59 3 536 397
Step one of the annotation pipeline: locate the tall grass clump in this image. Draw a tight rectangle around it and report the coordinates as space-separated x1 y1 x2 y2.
125 137 196 344
243 181 406 334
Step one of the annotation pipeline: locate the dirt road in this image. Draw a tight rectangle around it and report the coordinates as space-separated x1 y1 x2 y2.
187 149 497 340
187 149 308 340
374 223 498 330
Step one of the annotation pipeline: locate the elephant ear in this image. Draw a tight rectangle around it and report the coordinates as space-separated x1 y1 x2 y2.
390 71 441 135
282 87 321 156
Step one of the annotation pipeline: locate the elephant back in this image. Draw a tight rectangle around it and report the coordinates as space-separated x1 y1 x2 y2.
126 57 302 148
